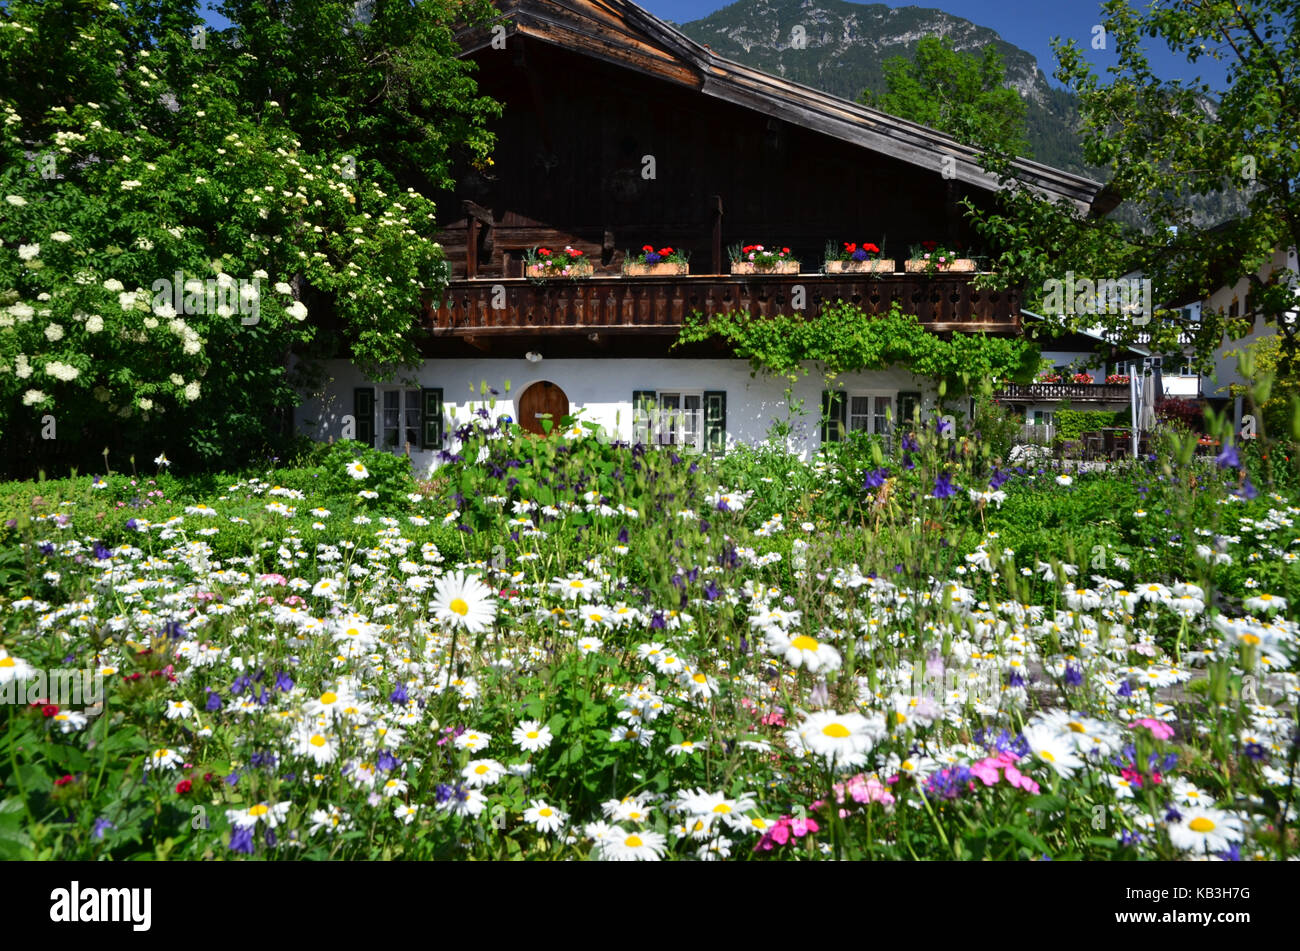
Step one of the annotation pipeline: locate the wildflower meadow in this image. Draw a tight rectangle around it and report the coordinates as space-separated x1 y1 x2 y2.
1 396 1296 862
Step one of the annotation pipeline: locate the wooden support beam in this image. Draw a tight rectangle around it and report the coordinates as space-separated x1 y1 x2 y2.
463 334 491 353
710 195 723 275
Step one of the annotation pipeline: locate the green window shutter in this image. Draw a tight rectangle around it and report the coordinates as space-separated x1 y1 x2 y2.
821 390 845 443
421 387 444 450
897 390 921 429
353 386 375 448
704 390 727 456
633 390 656 444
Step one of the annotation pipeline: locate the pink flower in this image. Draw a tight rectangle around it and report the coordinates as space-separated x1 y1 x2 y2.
970 759 1001 786
1129 718 1175 741
258 573 288 586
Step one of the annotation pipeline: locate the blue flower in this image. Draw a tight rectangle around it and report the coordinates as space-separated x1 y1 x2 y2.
1243 742 1266 761
1064 665 1084 687
92 817 115 840
1215 442 1240 469
863 468 889 490
205 690 222 713
389 684 409 705
275 671 294 692
162 620 186 640
229 826 255 855
932 473 957 499
1241 476 1258 500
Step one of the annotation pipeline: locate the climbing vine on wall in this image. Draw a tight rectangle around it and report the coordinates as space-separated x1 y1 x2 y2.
675 300 1039 392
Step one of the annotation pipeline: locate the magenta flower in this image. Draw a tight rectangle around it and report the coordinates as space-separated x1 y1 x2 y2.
1129 718 1175 741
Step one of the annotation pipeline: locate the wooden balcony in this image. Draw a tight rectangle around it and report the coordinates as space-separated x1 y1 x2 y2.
424 274 1021 350
996 382 1131 403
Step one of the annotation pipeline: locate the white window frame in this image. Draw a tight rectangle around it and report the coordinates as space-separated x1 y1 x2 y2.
653 390 704 450
845 390 896 436
378 386 422 456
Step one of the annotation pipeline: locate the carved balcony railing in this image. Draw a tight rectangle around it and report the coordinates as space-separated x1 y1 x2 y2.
424 274 1021 339
996 383 1131 402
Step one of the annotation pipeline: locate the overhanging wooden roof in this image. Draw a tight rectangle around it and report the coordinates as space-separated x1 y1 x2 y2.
459 0 1116 216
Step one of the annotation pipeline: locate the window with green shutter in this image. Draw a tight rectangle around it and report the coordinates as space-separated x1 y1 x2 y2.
821 390 846 443
897 390 922 430
421 387 444 450
353 386 375 448
632 390 656 444
704 391 726 456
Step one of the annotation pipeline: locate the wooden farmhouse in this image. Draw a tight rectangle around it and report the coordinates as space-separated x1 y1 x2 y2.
295 0 1115 469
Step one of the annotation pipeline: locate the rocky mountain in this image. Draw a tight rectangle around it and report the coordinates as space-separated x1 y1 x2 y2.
674 0 1248 227
674 0 1088 176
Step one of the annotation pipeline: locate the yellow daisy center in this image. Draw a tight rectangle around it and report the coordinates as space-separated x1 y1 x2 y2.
1041 750 1056 762
822 723 851 738
0 657 14 667
1067 722 1086 733
693 673 707 684
1189 817 1216 833
320 691 337 704
450 598 469 616
526 730 539 739
625 835 643 848
539 808 552 817
712 803 732 813
310 735 326 747
790 635 819 651
475 764 489 775
249 804 269 817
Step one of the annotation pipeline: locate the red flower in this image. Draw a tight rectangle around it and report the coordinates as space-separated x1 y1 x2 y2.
863 243 879 254
176 780 193 794
921 240 937 251
844 242 857 252
54 774 75 787
538 248 551 256
781 247 790 254
642 244 653 252
42 704 60 717
659 247 673 255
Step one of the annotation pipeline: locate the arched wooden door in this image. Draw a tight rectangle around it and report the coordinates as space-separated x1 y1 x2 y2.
517 381 569 435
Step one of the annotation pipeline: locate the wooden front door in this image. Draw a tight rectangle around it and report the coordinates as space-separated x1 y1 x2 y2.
518 381 569 435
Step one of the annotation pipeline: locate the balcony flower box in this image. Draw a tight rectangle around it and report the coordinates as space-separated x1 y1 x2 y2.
623 245 688 276
1106 374 1131 384
824 241 893 273
905 241 975 273
525 245 593 279
1071 373 1094 384
729 243 799 274
1036 374 1062 384
825 259 895 273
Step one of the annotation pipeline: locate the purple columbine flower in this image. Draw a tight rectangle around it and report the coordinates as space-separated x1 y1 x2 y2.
39 542 55 556
863 468 889 490
1241 476 1258 500
1116 679 1133 698
389 684 409 705
1064 665 1084 687
617 527 629 544
163 620 186 640
1215 442 1240 469
229 826 255 855
1243 742 1267 761
92 817 115 840
703 579 720 601
275 671 294 692
932 473 957 499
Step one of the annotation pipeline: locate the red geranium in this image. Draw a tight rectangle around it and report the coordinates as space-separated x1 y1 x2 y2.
863 242 880 254
54 774 75 787
642 244 653 252
176 780 193 794
658 247 673 255
42 704 59 717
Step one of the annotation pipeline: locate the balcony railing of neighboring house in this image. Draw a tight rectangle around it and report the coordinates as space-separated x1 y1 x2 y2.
424 274 1022 338
995 382 1131 402
1016 423 1056 446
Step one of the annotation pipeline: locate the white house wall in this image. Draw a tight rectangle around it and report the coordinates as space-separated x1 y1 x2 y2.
1207 247 1297 397
294 358 936 472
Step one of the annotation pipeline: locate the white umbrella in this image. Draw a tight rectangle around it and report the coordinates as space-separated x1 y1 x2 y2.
1140 371 1157 433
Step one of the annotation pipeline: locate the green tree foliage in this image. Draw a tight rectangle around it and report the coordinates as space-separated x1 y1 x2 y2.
967 0 1300 374
859 36 1031 157
676 300 1038 394
0 0 501 473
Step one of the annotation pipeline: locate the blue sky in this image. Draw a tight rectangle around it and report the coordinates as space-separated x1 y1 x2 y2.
200 0 1231 92
646 0 1231 90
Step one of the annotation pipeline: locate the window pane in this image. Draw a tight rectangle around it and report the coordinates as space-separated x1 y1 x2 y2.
684 395 701 448
874 396 891 434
